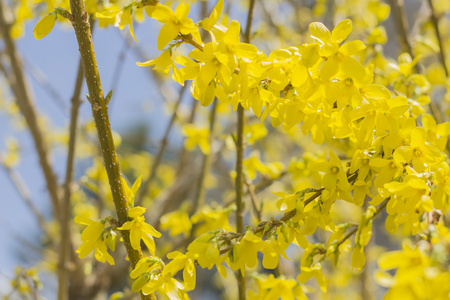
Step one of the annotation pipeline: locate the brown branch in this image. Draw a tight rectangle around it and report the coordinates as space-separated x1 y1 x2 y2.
67 1 152 298
235 1 255 298
0 0 61 221
58 56 84 300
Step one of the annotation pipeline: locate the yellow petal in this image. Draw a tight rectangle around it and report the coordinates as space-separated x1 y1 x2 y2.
175 2 190 20
331 19 352 43
128 206 146 218
351 245 365 270
360 84 391 101
130 228 142 250
33 14 56 40
202 0 223 31
157 23 179 50
411 127 426 148
74 215 95 225
183 259 196 290
320 55 339 81
309 22 331 43
146 4 175 23
340 56 366 80
340 40 366 56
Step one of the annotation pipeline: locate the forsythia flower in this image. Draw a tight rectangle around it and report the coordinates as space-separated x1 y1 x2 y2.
311 150 350 191
74 216 115 265
117 206 161 254
146 3 200 50
393 127 443 172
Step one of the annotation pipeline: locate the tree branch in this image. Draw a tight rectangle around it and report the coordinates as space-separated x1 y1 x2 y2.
58 56 84 300
67 1 153 298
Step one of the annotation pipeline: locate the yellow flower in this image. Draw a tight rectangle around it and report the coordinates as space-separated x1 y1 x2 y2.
393 127 444 172
146 3 200 50
117 206 161 254
74 216 115 265
164 251 196 290
297 262 327 292
186 233 219 269
96 7 137 41
311 150 350 191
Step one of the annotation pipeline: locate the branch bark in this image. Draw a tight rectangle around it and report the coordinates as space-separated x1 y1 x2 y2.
57 57 84 300
67 1 153 299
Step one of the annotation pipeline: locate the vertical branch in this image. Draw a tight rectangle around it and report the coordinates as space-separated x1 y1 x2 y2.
235 1 256 299
0 0 61 221
67 1 152 299
235 102 246 300
427 0 448 77
57 58 84 300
